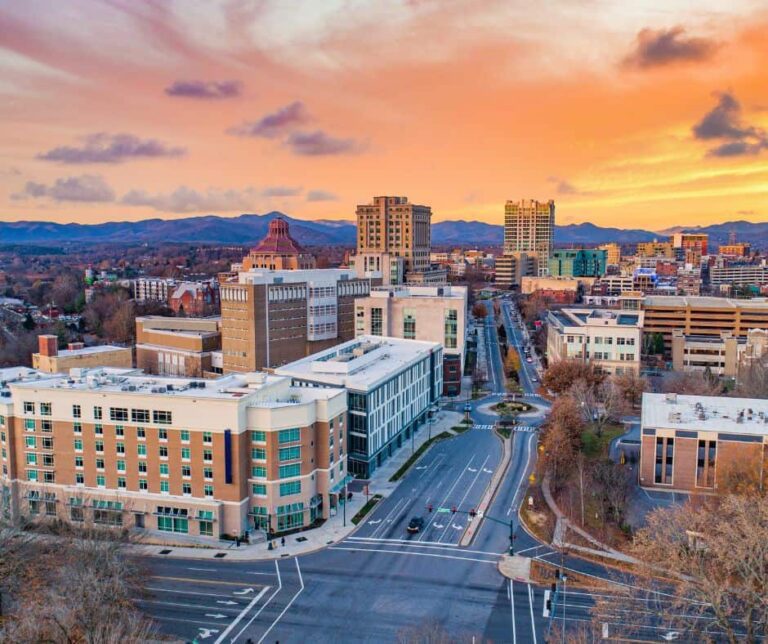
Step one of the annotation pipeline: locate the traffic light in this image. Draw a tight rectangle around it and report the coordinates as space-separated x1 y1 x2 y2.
469 508 476 518
451 506 457 514
554 569 561 580
545 599 552 613
427 504 433 513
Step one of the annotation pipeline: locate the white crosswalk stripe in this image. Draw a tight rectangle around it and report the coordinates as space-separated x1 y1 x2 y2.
511 425 537 433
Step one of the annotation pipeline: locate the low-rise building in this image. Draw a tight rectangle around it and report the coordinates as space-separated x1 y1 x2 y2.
169 280 219 316
709 263 768 287
548 249 606 278
32 335 132 374
133 277 177 303
546 307 644 374
135 316 222 378
0 367 347 539
495 253 537 287
353 285 467 396
275 336 442 477
671 328 768 378
639 392 768 493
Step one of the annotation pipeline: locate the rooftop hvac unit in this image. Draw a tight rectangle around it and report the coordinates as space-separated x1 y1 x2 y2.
189 381 198 389
197 381 206 388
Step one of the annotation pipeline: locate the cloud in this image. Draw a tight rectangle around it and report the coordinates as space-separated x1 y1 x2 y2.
228 101 309 138
286 130 363 156
37 133 186 164
165 79 242 99
12 175 115 202
261 185 302 197
121 185 261 213
737 210 755 215
547 176 580 195
623 26 717 68
306 189 338 202
692 92 768 157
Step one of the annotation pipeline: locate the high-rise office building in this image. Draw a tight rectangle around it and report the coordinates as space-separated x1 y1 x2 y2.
355 196 432 277
504 199 555 276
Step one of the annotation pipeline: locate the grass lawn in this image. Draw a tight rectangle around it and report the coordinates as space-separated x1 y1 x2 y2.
492 401 533 414
452 425 472 434
495 425 512 439
580 423 625 459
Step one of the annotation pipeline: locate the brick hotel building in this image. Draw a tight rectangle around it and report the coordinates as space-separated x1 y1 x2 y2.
0 367 347 539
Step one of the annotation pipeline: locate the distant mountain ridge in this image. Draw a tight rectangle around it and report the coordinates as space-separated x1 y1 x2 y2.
0 212 764 248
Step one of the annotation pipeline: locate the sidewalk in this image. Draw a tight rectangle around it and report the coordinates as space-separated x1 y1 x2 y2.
132 408 463 561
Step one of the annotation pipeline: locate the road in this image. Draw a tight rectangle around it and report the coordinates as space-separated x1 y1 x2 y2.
139 298 679 643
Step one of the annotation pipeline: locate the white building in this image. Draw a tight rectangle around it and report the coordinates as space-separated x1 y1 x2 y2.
276 336 442 477
133 277 177 303
546 308 644 374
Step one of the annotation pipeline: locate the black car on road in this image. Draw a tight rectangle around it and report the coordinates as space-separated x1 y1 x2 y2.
407 517 425 533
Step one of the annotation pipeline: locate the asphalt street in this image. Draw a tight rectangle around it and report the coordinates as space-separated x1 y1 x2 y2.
140 299 682 643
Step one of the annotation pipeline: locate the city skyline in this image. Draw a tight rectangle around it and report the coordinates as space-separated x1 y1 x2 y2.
1 1 767 229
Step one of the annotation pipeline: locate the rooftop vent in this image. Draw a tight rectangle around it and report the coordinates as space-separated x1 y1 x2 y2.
665 393 678 404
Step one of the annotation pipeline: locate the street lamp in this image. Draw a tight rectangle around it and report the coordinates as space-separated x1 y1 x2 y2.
561 572 568 644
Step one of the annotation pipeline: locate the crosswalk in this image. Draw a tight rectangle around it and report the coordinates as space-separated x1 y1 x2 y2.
471 424 537 433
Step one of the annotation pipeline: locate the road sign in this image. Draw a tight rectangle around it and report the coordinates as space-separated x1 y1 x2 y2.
436 507 451 513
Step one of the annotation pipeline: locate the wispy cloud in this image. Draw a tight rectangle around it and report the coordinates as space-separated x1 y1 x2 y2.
261 185 302 197
286 130 364 156
165 79 242 99
121 185 260 213
623 26 718 68
37 133 186 164
228 101 309 138
693 91 768 157
12 174 115 202
547 176 581 195
306 189 338 202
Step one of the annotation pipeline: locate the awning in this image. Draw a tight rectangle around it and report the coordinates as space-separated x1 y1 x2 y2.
330 474 354 494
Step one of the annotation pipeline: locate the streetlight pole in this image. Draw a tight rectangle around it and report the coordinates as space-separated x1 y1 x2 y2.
561 573 568 644
342 480 347 527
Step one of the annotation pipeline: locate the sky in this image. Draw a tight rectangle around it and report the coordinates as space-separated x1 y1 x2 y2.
1 0 767 231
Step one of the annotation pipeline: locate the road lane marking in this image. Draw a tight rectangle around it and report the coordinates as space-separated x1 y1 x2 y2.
227 561 282 643
437 453 490 543
331 546 498 565
146 587 245 599
341 538 500 556
151 576 261 588
256 558 304 644
528 583 538 644
510 580 517 644
346 536 458 547
419 454 477 541
136 598 243 613
215 585 270 644
369 497 406 539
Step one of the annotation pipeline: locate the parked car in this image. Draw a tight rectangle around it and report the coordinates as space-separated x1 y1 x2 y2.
407 517 425 534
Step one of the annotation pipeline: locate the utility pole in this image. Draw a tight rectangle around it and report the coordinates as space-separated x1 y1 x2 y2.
561 572 568 643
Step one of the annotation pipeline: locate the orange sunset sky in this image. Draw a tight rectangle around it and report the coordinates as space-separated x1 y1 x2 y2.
1 1 767 231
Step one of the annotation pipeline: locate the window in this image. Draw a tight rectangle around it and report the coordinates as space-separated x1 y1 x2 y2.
26 453 37 466
180 483 191 495
116 442 125 454
118 477 126 489
279 446 300 462
72 404 81 418
199 519 213 537
371 307 383 336
96 475 106 487
95 440 104 453
93 406 102 420
137 427 146 439
252 430 266 443
279 463 301 479
138 462 147 474
76 473 84 485
116 460 126 472
182 465 191 478
94 424 103 436
24 402 34 414
93 500 123 526
279 480 301 497
74 439 83 452
137 444 147 456
203 449 213 462
96 458 105 470
696 440 717 488
654 437 674 485
278 428 300 444
203 485 213 498
159 463 169 476
109 407 128 422
42 436 53 449
203 431 213 444
131 409 149 423
157 507 188 533
26 436 37 449
73 422 82 434
160 481 169 493
159 446 168 459
41 420 52 432
75 456 84 468
40 402 52 416
403 309 416 339
70 504 84 522
252 448 266 461
252 483 267 496
139 479 148 491
27 469 38 481
444 309 458 349
203 467 213 480
158 428 168 441
252 466 267 478
24 418 35 432
181 448 191 461
180 430 190 442
276 502 304 531
153 410 172 425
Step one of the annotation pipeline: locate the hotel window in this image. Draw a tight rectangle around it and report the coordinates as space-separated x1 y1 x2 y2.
371 307 383 336
252 466 267 478
252 448 266 461
93 406 102 420
160 481 169 494
159 463 169 476
180 430 190 442
24 418 35 432
118 477 126 489
138 462 147 474
159 428 168 441
41 420 52 432
95 458 105 470
72 405 81 419
654 437 674 485
117 460 126 472
203 449 213 463
137 444 147 457
153 410 172 425
95 440 104 453
23 402 35 414
252 431 266 443
279 480 301 497
76 473 84 485
96 475 106 488
26 453 37 466
199 511 214 536
73 438 83 451
75 456 84 468
279 463 301 479
279 446 301 462
204 467 213 480
252 483 267 496
73 422 82 434
109 407 128 422
696 440 717 488
278 428 300 444
203 485 213 498
444 309 458 349
137 427 146 439
94 424 103 436
182 465 191 478
139 479 148 491
40 403 52 416
159 446 168 459
26 436 37 449
116 442 125 455
203 432 213 444
131 409 149 423
181 448 191 461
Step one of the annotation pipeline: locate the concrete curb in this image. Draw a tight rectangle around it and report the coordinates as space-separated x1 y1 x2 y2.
497 554 532 583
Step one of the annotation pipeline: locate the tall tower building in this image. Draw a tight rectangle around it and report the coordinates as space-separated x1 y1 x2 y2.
356 196 431 274
504 199 555 276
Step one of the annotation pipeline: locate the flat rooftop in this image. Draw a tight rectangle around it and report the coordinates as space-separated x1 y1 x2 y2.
549 308 643 329
642 392 768 437
643 295 768 309
368 285 466 300
236 268 357 285
8 367 341 405
276 335 440 391
54 344 130 358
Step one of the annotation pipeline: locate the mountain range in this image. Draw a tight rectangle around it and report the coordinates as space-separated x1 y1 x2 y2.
0 212 764 248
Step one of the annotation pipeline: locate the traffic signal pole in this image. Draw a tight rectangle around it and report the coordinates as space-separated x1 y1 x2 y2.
430 506 516 554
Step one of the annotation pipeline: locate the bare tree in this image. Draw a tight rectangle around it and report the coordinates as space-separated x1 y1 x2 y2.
611 370 648 409
589 459 633 525
540 422 579 492
734 358 768 399
593 495 768 643
397 619 461 644
570 379 626 437
661 371 722 396
542 360 605 396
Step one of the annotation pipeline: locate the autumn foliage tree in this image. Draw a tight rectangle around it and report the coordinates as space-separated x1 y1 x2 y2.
471 302 487 319
542 360 605 395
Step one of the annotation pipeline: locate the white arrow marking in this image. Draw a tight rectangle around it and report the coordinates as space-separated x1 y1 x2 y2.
233 588 254 595
205 613 227 619
414 466 427 470
216 600 238 606
467 467 478 473
198 628 219 639
452 524 464 530
367 519 382 525
482 468 493 474
434 523 445 529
